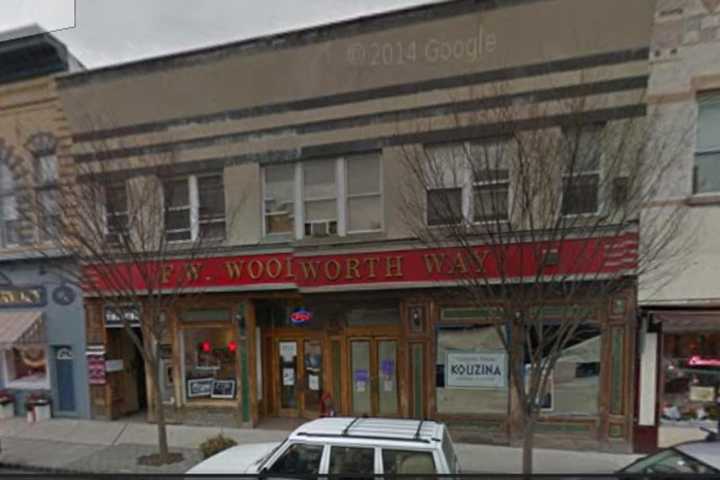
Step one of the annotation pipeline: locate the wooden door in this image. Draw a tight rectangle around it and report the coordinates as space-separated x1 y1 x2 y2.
349 337 399 417
274 337 325 418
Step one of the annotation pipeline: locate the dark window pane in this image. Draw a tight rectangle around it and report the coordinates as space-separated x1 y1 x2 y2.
329 446 374 478
561 174 599 215
427 188 462 225
267 443 323 476
473 185 509 222
166 230 191 242
695 152 720 194
382 449 436 475
199 221 225 240
198 175 225 220
165 210 190 230
164 179 189 208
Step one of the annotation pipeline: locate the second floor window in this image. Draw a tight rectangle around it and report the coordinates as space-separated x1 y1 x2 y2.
0 159 19 247
561 126 603 216
105 183 129 243
262 153 382 239
695 94 720 194
37 190 59 242
164 174 225 242
425 140 512 226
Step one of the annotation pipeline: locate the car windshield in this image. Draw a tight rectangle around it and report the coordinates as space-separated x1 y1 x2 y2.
255 440 287 468
623 448 719 475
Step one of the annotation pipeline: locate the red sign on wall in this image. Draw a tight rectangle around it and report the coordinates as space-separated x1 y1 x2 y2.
84 233 637 293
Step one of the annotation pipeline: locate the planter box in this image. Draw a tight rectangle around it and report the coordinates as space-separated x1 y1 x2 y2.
0 402 14 419
26 403 51 423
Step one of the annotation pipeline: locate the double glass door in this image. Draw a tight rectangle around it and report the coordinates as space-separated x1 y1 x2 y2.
277 339 323 418
350 338 399 417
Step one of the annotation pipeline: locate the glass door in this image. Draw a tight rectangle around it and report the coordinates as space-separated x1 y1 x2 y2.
302 339 323 418
278 340 299 416
350 338 399 417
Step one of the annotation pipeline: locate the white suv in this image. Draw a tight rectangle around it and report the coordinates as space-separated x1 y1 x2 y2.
188 417 461 475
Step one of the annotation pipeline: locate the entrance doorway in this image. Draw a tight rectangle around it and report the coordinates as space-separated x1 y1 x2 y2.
276 338 323 418
106 327 147 419
349 338 399 417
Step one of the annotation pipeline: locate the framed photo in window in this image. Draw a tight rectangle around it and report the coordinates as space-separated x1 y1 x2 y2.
211 379 237 399
187 377 214 398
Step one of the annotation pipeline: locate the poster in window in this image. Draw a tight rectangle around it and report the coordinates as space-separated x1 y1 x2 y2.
308 374 320 391
87 353 106 385
446 352 507 388
211 379 237 399
187 377 214 398
690 386 715 402
282 368 295 386
279 342 297 362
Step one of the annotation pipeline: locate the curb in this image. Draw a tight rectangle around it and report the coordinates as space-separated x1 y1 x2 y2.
0 461 85 474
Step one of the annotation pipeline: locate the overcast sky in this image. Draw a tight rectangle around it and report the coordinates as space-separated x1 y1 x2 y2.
0 0 436 68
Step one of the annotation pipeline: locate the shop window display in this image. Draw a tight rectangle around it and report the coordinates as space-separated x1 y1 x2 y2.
525 324 602 416
662 333 720 422
436 324 509 415
3 346 48 388
183 327 237 400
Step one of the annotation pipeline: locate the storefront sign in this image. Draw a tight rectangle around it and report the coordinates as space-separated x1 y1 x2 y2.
279 342 297 361
104 305 141 328
290 308 312 325
689 355 720 367
84 233 638 293
690 386 715 402
105 359 124 373
86 352 106 385
0 286 46 308
446 351 507 388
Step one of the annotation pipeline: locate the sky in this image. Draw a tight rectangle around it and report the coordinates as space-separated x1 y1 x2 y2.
0 0 437 68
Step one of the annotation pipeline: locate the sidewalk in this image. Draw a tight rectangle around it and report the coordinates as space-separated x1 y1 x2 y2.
0 417 640 474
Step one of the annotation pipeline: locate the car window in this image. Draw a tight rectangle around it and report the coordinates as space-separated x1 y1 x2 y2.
329 446 375 479
266 443 324 476
382 449 436 475
442 428 459 473
623 448 719 475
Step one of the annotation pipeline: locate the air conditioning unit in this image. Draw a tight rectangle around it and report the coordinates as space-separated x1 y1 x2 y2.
304 220 338 237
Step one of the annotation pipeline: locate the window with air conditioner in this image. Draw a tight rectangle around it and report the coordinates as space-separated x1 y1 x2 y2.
303 158 338 237
262 153 383 240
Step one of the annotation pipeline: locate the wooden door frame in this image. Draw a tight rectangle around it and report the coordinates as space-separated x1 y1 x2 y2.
266 330 326 418
346 335 402 417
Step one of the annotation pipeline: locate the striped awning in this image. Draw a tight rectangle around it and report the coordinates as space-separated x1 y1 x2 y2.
0 311 46 348
651 310 720 333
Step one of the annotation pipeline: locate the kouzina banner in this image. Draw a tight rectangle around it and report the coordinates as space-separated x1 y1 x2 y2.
446 351 507 388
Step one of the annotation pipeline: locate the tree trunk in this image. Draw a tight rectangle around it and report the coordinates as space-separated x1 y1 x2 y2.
522 413 535 476
150 361 170 463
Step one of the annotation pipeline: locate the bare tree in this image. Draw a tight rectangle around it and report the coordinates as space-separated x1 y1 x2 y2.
13 121 238 465
398 84 694 473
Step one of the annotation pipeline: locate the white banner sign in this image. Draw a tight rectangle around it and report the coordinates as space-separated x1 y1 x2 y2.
446 351 507 388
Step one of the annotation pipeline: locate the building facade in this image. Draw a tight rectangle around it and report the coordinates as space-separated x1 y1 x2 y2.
0 27 90 418
58 0 654 451
637 0 720 452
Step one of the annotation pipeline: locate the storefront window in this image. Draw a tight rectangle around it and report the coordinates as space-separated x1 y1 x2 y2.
662 333 720 421
526 324 602 416
436 324 509 415
182 327 237 401
4 346 48 388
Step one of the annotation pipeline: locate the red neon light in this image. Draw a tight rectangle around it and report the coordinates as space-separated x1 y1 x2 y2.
228 341 237 352
688 355 720 367
200 341 211 353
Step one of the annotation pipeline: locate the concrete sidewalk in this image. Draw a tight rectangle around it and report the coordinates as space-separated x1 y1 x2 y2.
0 417 640 474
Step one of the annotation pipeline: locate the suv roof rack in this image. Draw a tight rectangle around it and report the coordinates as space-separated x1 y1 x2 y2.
295 418 434 444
